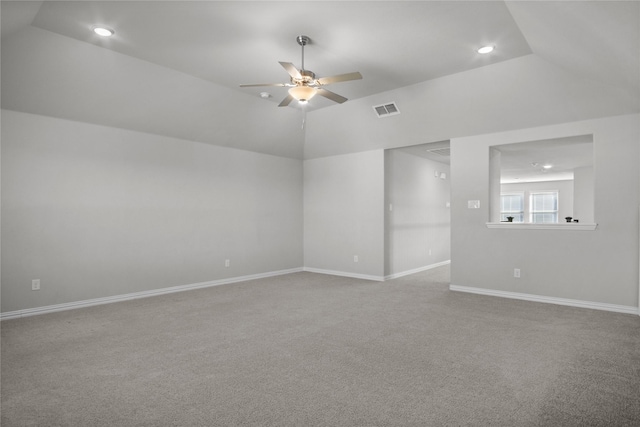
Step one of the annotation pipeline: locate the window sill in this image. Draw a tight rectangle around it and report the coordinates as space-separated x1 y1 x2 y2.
486 222 597 231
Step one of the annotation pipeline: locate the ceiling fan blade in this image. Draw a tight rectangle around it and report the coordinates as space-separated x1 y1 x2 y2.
316 88 348 104
317 72 362 86
278 94 294 107
279 62 302 80
239 83 287 88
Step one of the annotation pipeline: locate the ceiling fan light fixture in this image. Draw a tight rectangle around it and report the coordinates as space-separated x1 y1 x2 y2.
288 85 317 102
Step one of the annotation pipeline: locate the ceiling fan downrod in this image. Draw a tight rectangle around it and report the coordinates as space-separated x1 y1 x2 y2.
296 35 310 71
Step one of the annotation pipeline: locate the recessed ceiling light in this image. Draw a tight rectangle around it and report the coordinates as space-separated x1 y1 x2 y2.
477 45 494 54
543 164 553 169
93 26 114 37
259 92 271 99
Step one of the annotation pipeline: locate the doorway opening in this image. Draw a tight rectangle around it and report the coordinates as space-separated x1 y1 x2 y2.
384 141 451 279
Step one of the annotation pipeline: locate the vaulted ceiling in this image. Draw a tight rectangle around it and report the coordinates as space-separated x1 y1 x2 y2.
2 1 638 160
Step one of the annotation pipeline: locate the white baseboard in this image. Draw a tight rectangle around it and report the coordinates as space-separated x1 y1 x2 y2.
449 284 639 316
7 268 635 320
302 267 385 282
385 260 451 280
1 268 304 321
303 260 451 282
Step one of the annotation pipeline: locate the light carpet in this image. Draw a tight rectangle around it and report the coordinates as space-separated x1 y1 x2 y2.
2 266 639 426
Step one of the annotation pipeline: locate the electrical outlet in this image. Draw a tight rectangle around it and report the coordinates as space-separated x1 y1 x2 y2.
32 279 41 291
354 255 359 263
225 259 230 267
514 268 521 278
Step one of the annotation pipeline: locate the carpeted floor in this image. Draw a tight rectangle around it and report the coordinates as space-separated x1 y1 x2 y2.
2 266 639 426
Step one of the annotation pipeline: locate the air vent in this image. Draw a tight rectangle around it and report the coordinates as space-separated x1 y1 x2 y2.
373 102 400 118
427 147 451 157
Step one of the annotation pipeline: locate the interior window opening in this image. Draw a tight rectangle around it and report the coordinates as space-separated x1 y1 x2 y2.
489 134 594 225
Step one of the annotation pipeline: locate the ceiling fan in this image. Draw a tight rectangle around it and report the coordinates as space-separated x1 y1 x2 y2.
240 35 362 107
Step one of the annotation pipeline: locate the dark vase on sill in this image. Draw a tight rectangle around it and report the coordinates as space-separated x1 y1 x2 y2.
565 217 573 223
506 216 514 222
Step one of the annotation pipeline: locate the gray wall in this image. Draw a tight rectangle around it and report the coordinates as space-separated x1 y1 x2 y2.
304 55 638 160
304 150 385 280
385 149 450 277
1 110 303 313
574 166 595 223
450 114 639 308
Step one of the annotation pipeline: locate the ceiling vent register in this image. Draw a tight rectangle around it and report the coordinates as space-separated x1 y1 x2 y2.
373 102 400 118
427 147 451 157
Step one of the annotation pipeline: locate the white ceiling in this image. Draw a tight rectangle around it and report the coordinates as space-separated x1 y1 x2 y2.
26 1 533 106
1 1 639 160
497 135 594 183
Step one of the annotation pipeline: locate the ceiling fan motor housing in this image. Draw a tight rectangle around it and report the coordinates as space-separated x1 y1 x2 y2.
294 69 317 86
296 35 310 46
